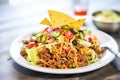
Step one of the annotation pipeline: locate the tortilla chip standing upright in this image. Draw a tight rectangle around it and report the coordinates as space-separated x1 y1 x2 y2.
67 19 86 30
48 10 75 28
40 18 51 26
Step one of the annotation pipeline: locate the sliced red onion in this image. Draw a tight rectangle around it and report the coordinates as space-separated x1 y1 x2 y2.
53 27 61 31
45 27 52 32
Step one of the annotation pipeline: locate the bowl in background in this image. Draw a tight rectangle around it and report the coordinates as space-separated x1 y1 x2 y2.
92 10 120 33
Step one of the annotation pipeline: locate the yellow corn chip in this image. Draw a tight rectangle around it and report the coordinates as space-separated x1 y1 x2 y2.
67 19 85 30
48 10 75 27
40 18 51 26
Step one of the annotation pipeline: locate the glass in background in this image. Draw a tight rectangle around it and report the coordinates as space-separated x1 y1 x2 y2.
73 0 89 18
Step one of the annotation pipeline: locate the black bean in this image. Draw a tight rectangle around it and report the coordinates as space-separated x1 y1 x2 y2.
72 40 77 45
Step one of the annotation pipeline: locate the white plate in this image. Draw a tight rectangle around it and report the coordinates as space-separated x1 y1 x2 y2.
10 27 118 74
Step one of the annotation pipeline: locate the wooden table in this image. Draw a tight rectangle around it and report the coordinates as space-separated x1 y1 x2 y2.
0 0 120 80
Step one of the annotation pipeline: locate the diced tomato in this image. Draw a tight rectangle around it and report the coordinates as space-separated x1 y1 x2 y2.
60 29 65 35
88 37 92 42
46 38 55 43
43 29 50 38
43 30 49 35
27 42 38 48
64 30 74 39
63 45 70 53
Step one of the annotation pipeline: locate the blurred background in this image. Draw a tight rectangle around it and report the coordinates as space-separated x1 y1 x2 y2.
0 0 120 52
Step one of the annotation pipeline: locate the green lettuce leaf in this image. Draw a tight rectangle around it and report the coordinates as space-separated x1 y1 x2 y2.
25 48 39 65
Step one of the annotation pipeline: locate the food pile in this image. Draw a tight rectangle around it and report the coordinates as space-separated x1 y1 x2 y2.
20 10 105 69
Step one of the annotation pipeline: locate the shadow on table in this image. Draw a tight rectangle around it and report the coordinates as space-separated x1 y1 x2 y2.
12 61 98 79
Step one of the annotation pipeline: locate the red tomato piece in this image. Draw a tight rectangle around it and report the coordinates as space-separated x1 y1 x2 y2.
43 29 50 38
63 45 70 53
27 42 38 48
43 30 49 35
65 30 74 39
60 29 65 35
46 38 55 43
88 37 92 42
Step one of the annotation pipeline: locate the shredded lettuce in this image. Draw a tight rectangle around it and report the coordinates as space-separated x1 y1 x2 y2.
79 40 92 47
56 35 64 43
70 42 77 52
25 48 40 65
88 49 99 65
45 44 53 53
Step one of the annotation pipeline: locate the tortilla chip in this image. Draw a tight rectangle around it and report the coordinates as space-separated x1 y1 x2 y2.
48 10 75 27
67 19 86 30
40 18 51 26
